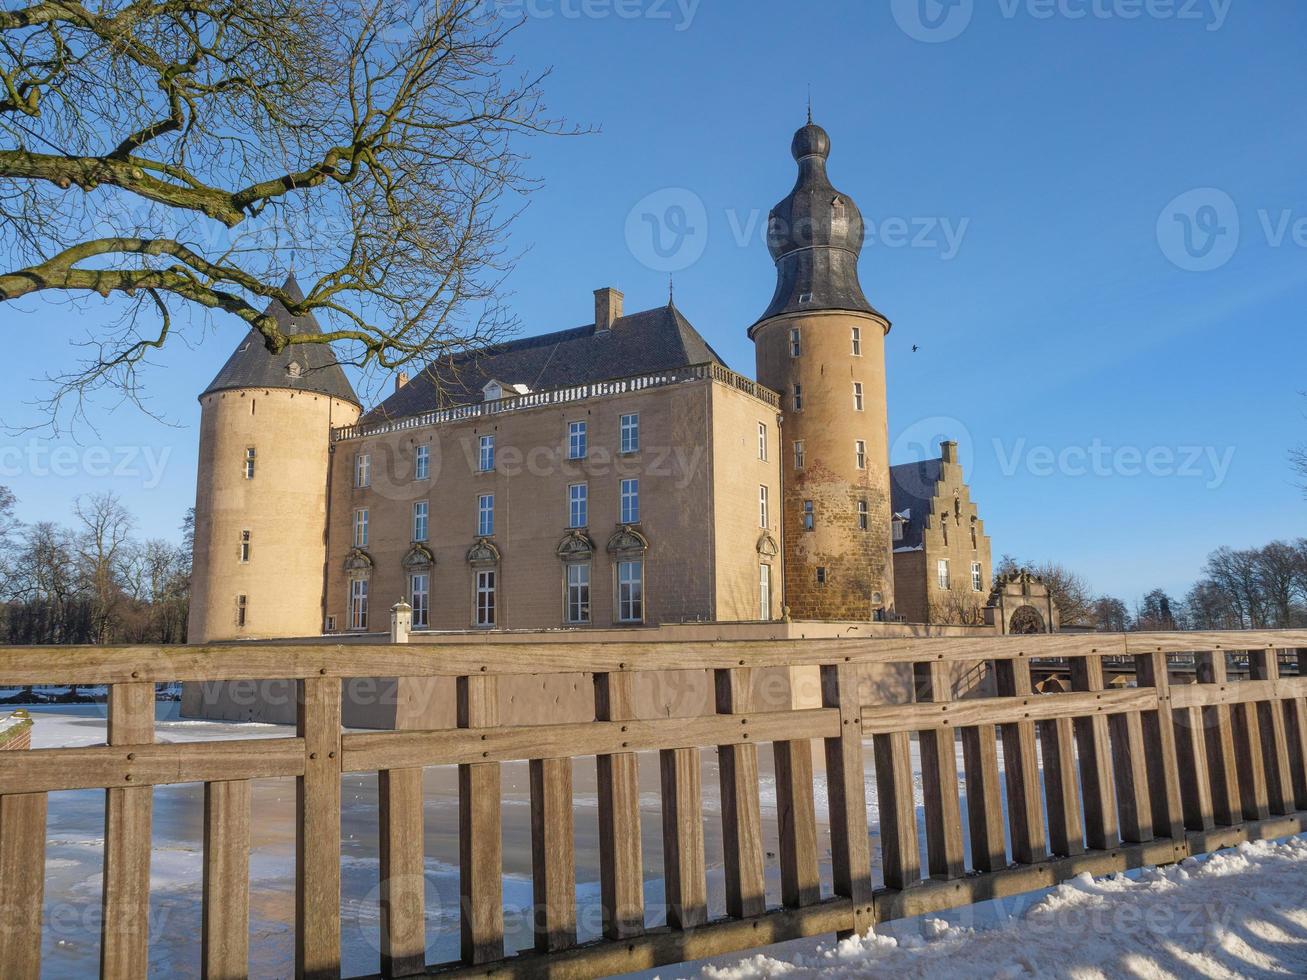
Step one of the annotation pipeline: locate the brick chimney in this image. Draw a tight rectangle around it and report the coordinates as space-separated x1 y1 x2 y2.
594 287 623 333
941 440 958 464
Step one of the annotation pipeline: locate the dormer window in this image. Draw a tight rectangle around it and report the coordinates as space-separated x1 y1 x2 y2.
482 380 503 402
798 292 814 305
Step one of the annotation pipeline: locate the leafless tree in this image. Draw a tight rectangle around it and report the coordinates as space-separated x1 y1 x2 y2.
1256 540 1301 628
995 554 1095 626
73 491 134 643
1091 596 1130 632
0 0 577 427
1204 546 1267 629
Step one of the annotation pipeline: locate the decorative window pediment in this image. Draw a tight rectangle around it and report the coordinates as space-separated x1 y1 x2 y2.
403 543 435 570
556 529 595 562
606 525 649 557
756 531 779 558
344 548 373 574
466 537 501 567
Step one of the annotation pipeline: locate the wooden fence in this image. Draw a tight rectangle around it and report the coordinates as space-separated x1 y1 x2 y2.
2 630 1307 978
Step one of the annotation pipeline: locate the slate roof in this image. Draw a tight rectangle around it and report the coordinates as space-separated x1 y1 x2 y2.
889 457 943 550
365 303 725 422
200 274 360 406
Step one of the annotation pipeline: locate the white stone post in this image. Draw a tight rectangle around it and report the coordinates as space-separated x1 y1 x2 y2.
390 600 413 644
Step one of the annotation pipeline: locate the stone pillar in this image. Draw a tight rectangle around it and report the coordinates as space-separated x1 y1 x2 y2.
391 600 413 644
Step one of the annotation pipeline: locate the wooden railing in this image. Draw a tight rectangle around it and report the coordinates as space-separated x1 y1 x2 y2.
1 630 1306 978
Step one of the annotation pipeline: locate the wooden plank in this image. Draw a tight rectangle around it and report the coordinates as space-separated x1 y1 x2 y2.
1070 658 1119 850
0 791 47 975
1195 653 1242 827
993 659 1047 865
1038 715 1084 858
1173 705 1216 832
343 709 840 773
203 779 251 980
0 737 306 794
101 680 154 980
530 758 577 951
1169 679 1280 709
297 676 343 980
1107 710 1153 843
821 664 874 937
1248 651 1294 816
960 723 1007 872
873 729 920 889
659 748 707 928
1284 696 1307 811
715 668 767 919
594 672 643 940
379 768 427 976
772 738 820 907
860 687 1157 735
1124 631 1307 655
914 662 965 879
458 675 504 965
1135 651 1185 841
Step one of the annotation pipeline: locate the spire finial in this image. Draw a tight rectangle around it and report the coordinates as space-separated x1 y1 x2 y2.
668 274 674 306
807 85 812 124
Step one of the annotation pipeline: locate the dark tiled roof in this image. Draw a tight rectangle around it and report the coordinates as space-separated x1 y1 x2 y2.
200 274 360 406
889 457 942 550
365 303 725 422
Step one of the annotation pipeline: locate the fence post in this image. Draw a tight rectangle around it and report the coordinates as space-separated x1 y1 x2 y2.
297 675 342 980
821 663 873 938
1135 649 1185 843
102 681 154 980
1070 656 1120 849
458 674 504 964
913 662 965 879
1248 647 1294 817
715 667 766 919
594 671 644 940
1195 651 1243 827
993 658 1047 864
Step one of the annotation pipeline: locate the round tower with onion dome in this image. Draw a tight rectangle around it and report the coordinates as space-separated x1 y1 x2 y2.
188 274 361 642
749 119 895 621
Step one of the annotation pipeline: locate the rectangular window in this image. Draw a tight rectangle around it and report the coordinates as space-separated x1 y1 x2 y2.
355 452 372 488
244 447 256 480
858 500 869 531
569 483 588 529
410 572 429 627
415 444 430 481
851 326 862 356
413 500 428 542
617 560 644 623
478 434 495 473
794 440 805 469
477 494 494 537
758 485 769 529
236 594 248 627
759 564 771 620
326 615 337 633
476 570 496 627
802 499 814 532
972 561 983 592
938 559 950 591
353 509 369 547
789 327 801 357
853 382 864 412
568 420 588 460
757 422 767 460
349 579 368 630
239 529 251 563
620 413 640 454
855 439 866 469
816 567 827 585
792 383 803 411
620 478 640 524
566 563 591 624
893 519 905 542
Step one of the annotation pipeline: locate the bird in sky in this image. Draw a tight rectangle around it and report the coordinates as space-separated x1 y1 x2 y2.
911 345 919 353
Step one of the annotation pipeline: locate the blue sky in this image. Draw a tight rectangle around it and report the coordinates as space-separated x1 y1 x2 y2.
1 0 1303 606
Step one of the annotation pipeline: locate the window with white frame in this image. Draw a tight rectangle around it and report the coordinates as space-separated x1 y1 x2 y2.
759 564 771 620
566 563 591 624
410 572 430 627
355 452 372 488
244 447 256 480
757 422 767 460
620 478 639 524
477 494 494 537
353 509 369 547
413 500 429 542
568 483 588 528
478 435 495 473
851 326 862 356
239 529 251 563
855 439 866 469
893 519 905 542
853 382 864 411
789 327 801 357
349 578 369 630
792 383 803 410
415 444 430 481
857 500 869 531
616 560 644 623
620 413 640 454
568 421 587 460
937 559 950 590
236 594 248 627
794 440 805 469
475 569 496 627
971 561 983 592
802 499 814 531
758 485 769 529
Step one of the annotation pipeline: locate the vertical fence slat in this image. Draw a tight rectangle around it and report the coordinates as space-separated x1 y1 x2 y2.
1285 693 1307 811
993 659 1047 864
458 675 504 964
102 680 155 980
821 664 873 938
772 738 820 908
1135 651 1185 841
660 747 707 928
873 729 920 889
715 668 767 919
379 767 426 976
530 757 577 951
1196 652 1243 826
914 662 965 879
202 779 251 980
0 790 46 975
1248 650 1294 817
1107 709 1154 843
594 672 644 940
297 675 342 980
961 722 1007 872
1230 672 1270 822
1070 657 1120 849
1172 697 1216 832
1038 715 1084 858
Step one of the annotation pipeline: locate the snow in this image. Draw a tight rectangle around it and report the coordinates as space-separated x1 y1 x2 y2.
688 837 1307 980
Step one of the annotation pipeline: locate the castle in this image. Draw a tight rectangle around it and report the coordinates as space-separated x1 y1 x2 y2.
188 121 1037 643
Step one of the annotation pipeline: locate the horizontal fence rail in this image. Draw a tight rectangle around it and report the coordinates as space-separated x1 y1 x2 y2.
1 629 1306 978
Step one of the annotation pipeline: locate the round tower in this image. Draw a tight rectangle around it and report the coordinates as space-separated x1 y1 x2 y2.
188 275 361 642
749 120 895 621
